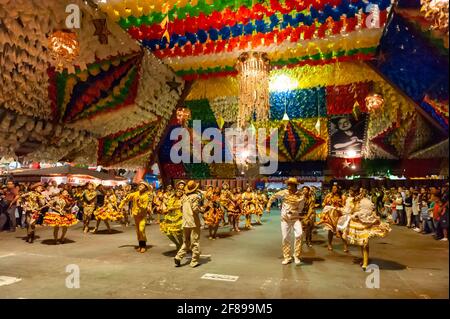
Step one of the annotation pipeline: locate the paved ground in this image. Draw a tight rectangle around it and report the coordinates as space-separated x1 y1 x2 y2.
0 209 448 299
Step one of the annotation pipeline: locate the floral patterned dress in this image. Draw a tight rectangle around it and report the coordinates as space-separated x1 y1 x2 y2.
44 195 78 227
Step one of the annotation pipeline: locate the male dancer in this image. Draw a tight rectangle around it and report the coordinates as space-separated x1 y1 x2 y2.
119 182 153 253
174 180 204 268
266 178 306 265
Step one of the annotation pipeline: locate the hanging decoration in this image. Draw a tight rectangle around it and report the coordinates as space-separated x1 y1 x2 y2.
97 120 162 167
375 13 449 130
48 52 143 123
48 30 80 70
209 96 239 124
0 0 140 121
98 0 392 78
420 0 449 36
327 82 371 115
270 87 326 120
0 106 97 164
370 115 417 158
365 93 385 112
176 107 192 126
236 52 271 128
168 28 383 79
277 120 326 161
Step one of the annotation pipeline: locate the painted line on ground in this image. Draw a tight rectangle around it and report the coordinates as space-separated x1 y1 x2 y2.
201 273 239 282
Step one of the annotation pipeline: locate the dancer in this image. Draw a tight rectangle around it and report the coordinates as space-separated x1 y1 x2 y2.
336 187 358 252
20 183 48 243
227 188 241 232
119 181 153 253
174 180 204 268
204 187 224 240
43 189 78 244
318 183 344 250
266 178 306 265
340 188 391 270
219 183 233 229
255 189 267 225
92 188 123 233
81 182 97 233
160 181 185 251
241 186 257 229
152 188 165 224
301 186 316 248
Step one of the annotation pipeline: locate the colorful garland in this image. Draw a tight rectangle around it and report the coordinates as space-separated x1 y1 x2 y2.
376 13 449 129
270 87 326 119
326 82 370 114
48 52 142 123
98 119 161 167
101 0 389 23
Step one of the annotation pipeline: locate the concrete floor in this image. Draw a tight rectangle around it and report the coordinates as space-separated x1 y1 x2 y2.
0 209 448 299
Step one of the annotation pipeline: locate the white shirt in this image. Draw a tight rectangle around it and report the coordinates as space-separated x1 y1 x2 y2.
267 189 305 220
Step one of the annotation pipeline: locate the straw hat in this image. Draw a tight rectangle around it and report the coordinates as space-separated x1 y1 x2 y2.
285 177 299 185
138 181 151 190
184 180 199 194
175 180 187 189
30 182 43 191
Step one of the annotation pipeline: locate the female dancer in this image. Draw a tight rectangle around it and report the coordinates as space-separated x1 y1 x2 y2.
43 189 78 244
20 183 48 243
317 184 344 250
340 188 391 270
255 189 267 225
301 186 316 248
92 188 123 233
204 187 224 240
219 183 233 229
227 188 241 232
241 186 258 229
152 188 165 224
160 181 185 250
81 182 97 233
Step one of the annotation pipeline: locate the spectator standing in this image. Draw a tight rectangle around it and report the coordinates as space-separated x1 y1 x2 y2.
0 188 10 231
420 195 433 234
404 190 413 228
412 191 420 231
394 192 405 225
4 180 19 231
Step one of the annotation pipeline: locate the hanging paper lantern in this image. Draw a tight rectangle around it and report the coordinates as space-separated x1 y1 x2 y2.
176 107 192 126
48 30 80 70
365 93 384 111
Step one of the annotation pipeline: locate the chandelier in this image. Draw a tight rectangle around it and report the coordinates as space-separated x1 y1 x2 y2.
236 52 270 129
420 0 449 35
48 30 80 70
